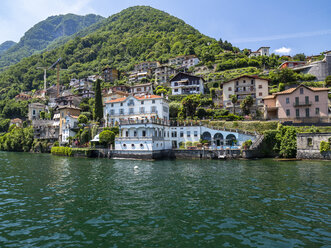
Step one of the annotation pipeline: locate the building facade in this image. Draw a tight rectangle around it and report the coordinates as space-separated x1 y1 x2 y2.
170 72 205 95
134 61 160 72
28 103 46 121
62 115 79 143
154 65 177 84
102 67 119 82
249 47 270 57
222 75 269 114
168 55 200 68
129 83 153 96
104 95 169 126
263 85 329 123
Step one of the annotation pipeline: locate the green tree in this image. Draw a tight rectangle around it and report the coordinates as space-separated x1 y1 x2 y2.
94 79 103 121
99 130 115 148
293 53 306 61
169 102 181 119
240 95 254 115
230 94 238 115
78 114 88 124
181 95 200 118
325 75 331 87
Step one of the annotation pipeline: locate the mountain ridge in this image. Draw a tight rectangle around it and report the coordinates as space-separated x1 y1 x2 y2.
0 13 105 69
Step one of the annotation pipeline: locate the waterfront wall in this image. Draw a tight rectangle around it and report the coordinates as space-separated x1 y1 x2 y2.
173 149 241 159
297 132 331 160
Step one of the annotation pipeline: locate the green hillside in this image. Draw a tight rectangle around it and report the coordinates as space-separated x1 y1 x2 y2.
0 6 227 97
0 13 104 69
0 41 16 55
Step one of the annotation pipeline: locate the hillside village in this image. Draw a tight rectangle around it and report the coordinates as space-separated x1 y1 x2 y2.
1 47 330 159
0 6 330 159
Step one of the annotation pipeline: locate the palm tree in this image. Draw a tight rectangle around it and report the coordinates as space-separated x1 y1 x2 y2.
230 94 238 114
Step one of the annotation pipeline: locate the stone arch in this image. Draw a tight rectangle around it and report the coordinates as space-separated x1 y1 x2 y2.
201 131 212 142
226 134 236 146
214 133 224 146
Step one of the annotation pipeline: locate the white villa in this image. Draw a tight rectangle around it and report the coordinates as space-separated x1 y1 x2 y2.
104 94 169 126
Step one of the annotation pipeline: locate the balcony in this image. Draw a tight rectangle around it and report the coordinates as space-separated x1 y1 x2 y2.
293 101 312 107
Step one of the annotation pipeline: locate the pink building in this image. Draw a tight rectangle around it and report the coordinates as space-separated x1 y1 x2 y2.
263 85 329 123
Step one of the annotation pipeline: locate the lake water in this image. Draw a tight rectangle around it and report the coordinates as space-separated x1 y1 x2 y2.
0 152 330 247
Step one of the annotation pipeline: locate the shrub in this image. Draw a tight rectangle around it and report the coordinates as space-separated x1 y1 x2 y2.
320 141 330 153
242 139 252 150
186 141 192 147
99 130 115 147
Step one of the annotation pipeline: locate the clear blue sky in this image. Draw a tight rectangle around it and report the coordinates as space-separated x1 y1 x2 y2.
0 0 330 56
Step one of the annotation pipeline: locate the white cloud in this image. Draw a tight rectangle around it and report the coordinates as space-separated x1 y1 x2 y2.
0 0 96 44
274 47 291 54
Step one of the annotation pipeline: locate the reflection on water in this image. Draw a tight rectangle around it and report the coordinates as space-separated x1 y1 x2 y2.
0 152 330 247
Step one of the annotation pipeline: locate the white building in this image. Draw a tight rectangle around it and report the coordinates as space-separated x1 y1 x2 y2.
249 47 270 57
61 115 79 143
104 94 169 126
168 55 200 68
170 72 205 95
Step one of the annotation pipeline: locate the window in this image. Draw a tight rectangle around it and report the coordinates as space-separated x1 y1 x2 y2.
187 131 190 137
259 92 262 96
243 80 246 83
126 131 129 137
129 108 134 114
128 99 134 106
194 131 198 137
140 144 144 148
151 106 157 113
140 107 145 114
174 89 178 92
141 101 144 105
120 109 124 115
300 88 304 94
296 109 300 117
111 103 114 107
305 96 309 104
286 98 290 104
120 103 123 106
110 110 114 115
152 100 155 104
315 95 319 102
258 85 262 89
236 81 239 86
307 138 313 147
134 131 137 137
286 109 290 116
142 130 146 137
180 132 184 137
295 97 299 105
305 108 310 117
315 108 320 115
33 110 36 115
228 87 232 91
251 80 254 85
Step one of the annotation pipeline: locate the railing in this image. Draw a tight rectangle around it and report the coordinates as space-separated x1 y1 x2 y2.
119 118 170 126
293 101 312 107
116 136 165 141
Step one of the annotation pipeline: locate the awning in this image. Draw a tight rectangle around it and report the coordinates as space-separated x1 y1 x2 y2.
90 134 99 142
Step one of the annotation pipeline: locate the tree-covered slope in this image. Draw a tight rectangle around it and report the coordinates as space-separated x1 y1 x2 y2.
0 6 223 97
0 41 17 55
0 13 104 69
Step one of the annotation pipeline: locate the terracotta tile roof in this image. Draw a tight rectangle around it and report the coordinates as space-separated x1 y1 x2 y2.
224 75 269 84
274 86 329 95
105 95 162 104
263 95 276 100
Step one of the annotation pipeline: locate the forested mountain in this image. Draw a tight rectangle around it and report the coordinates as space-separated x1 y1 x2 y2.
0 6 226 98
0 41 16 55
0 13 104 69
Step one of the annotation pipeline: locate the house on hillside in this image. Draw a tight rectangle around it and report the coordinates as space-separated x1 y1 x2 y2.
15 93 31 101
102 67 119 82
129 83 153 96
62 115 79 143
248 47 270 57
222 75 269 114
263 85 329 123
134 61 160 72
103 94 169 126
279 61 306 69
154 65 177 84
28 103 46 121
170 72 205 95
168 55 200 68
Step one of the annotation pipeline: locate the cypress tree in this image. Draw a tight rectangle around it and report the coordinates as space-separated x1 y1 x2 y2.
94 79 103 121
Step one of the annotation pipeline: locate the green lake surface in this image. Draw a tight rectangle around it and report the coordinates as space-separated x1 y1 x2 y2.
0 152 330 247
